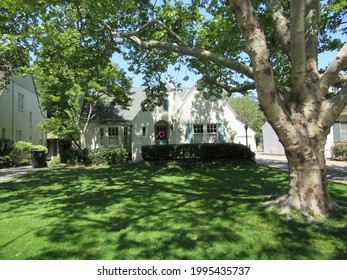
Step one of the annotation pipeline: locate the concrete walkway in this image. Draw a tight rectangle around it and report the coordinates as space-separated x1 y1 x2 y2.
256 153 347 184
0 166 38 183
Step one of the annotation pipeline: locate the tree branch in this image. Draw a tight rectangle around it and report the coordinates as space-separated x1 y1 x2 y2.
263 0 291 56
112 31 255 79
290 0 306 95
321 86 347 128
202 75 256 94
320 43 347 93
305 0 319 74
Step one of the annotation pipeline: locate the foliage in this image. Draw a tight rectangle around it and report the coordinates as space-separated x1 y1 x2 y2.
10 141 47 167
35 60 133 145
0 138 14 156
2 1 133 145
0 156 12 169
67 147 128 166
228 94 266 142
0 162 345 259
88 147 129 165
0 7 30 89
67 149 91 166
141 143 255 161
332 142 347 159
49 156 61 167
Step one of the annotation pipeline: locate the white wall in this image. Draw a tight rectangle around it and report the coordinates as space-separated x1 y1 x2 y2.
262 122 285 155
0 76 46 145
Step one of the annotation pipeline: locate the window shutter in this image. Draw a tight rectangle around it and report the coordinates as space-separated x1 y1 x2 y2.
218 123 226 143
185 123 193 143
163 100 169 112
333 122 341 141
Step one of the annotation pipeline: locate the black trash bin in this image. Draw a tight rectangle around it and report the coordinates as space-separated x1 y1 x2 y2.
31 150 47 168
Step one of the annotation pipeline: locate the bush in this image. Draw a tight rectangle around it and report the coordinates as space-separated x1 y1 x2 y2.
0 138 14 156
332 142 347 160
89 147 129 165
67 147 128 165
0 156 12 169
142 143 255 161
67 149 91 165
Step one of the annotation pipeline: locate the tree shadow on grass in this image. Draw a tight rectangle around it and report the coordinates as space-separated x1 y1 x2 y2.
0 161 345 259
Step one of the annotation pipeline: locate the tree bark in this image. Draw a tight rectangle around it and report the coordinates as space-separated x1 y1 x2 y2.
264 126 339 216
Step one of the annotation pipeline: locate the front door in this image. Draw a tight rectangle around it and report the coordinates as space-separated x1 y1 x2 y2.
155 121 169 145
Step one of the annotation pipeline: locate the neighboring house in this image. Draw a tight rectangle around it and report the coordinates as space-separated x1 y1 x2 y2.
81 85 256 162
262 107 347 158
0 74 46 145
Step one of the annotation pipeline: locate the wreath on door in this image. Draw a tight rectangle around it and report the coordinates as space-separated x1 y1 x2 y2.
157 130 166 140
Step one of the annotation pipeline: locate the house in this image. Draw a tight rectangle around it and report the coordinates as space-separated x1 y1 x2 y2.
262 107 347 158
81 85 257 162
0 74 46 145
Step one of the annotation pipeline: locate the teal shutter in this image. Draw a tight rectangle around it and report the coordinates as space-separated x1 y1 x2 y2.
185 123 193 143
333 122 341 141
218 123 226 143
163 100 169 112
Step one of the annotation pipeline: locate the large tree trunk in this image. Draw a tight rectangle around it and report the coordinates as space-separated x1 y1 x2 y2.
265 133 339 216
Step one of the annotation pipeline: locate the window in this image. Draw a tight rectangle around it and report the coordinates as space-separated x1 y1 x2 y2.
193 124 204 134
18 93 24 110
100 128 104 137
142 127 146 136
108 127 118 137
124 127 128 136
16 130 22 141
207 124 217 134
29 112 33 127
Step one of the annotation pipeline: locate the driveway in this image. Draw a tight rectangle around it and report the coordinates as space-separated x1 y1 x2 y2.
256 153 347 184
0 166 37 183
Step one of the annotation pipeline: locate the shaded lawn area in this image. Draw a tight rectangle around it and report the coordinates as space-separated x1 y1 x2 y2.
0 160 346 260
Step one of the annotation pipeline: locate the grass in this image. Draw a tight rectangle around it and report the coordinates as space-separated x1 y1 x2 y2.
0 160 346 260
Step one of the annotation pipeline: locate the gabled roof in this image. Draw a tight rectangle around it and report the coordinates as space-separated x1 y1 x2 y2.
83 87 192 123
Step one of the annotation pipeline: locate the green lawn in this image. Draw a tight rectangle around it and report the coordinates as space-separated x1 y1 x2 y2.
0 160 346 260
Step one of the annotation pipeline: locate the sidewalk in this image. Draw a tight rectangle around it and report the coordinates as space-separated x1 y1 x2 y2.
256 152 347 184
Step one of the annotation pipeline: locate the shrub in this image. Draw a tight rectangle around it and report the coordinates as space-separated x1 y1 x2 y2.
89 147 129 165
67 149 91 165
142 143 255 161
332 142 347 160
67 147 128 165
0 156 12 169
0 138 14 156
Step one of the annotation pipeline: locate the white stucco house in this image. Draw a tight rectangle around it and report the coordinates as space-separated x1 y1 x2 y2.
0 74 46 145
81 85 256 162
262 107 347 158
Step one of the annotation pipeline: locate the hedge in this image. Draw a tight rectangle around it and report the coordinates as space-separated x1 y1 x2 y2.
68 147 129 165
141 143 255 161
